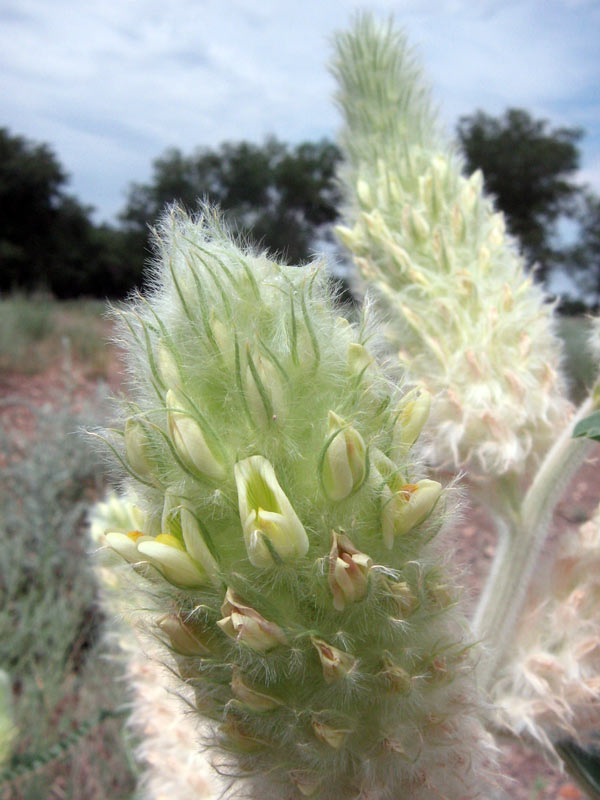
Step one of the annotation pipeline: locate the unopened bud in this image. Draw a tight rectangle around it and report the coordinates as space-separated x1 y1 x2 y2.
382 479 442 548
392 387 432 454
311 636 356 683
383 578 417 617
328 530 372 610
235 455 308 567
166 389 224 481
335 224 361 251
124 418 155 479
290 771 321 797
347 342 373 377
220 719 265 753
379 654 412 694
311 718 350 749
157 613 212 656
156 341 180 388
217 588 287 652
321 412 367 502
231 669 281 711
356 178 372 206
410 208 430 240
246 350 286 427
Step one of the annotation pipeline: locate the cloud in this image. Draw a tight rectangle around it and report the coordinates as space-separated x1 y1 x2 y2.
1 0 598 221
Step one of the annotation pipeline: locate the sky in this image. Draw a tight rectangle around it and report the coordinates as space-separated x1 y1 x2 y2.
1 0 599 224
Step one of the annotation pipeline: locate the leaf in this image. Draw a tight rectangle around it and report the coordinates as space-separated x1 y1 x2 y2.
573 410 600 442
555 739 600 799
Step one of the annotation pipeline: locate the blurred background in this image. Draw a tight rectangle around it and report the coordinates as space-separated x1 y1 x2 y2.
1 1 598 798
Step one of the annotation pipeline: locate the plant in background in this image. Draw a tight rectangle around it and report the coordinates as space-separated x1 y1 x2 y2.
96 205 494 798
332 11 600 781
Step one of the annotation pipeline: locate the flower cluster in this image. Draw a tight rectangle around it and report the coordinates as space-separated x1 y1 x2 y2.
98 206 493 798
333 15 571 476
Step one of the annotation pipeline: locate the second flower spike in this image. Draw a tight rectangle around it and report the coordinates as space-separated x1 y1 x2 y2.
235 455 309 567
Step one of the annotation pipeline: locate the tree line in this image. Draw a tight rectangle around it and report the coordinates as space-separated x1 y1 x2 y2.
1 109 599 307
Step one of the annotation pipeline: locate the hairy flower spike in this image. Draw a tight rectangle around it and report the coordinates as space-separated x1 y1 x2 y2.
98 204 493 798
333 14 570 476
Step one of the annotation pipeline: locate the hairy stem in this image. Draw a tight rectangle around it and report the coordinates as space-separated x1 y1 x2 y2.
474 396 595 689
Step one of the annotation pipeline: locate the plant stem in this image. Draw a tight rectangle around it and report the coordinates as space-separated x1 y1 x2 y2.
473 396 595 689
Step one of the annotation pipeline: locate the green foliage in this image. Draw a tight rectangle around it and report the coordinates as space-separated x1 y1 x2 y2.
555 740 600 799
0 128 143 299
568 190 600 308
573 410 600 441
457 109 582 280
120 137 342 269
0 393 136 799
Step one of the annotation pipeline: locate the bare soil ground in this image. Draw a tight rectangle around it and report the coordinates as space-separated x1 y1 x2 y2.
1 340 598 800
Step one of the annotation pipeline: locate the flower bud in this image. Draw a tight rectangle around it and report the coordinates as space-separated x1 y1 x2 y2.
321 412 367 502
290 772 321 797
105 530 151 563
157 613 212 656
166 389 224 480
231 669 281 711
382 479 442 548
379 654 412 694
311 636 356 683
156 341 180 388
382 578 418 617
347 342 373 377
235 455 308 567
124 418 155 479
356 178 372 206
335 224 362 252
217 588 287 651
410 208 430 240
328 530 372 611
246 350 286 427
392 387 432 454
219 719 266 752
311 718 350 750
137 533 209 587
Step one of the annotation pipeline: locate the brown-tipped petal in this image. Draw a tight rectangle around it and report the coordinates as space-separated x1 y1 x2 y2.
328 530 372 611
218 588 287 652
311 636 356 683
311 719 351 749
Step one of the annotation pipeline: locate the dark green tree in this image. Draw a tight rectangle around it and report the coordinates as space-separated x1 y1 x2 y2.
0 128 141 298
567 190 600 308
457 109 582 280
119 137 342 271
